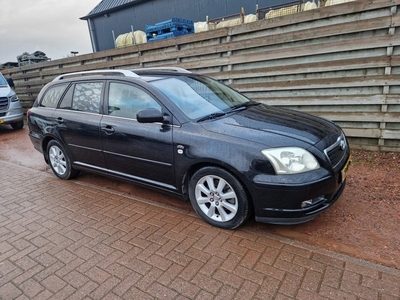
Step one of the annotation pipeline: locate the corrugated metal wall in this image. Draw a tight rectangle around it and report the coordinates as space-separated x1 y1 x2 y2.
89 0 290 51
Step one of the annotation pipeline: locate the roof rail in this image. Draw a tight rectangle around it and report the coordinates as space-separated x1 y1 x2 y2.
52 69 140 81
131 67 192 74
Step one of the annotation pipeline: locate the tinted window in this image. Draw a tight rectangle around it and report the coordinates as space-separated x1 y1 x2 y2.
108 82 161 119
40 84 68 108
69 82 103 113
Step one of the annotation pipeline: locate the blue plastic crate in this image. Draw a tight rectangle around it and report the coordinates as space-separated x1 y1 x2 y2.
154 23 193 32
154 18 194 26
146 18 194 39
146 24 193 36
148 30 189 42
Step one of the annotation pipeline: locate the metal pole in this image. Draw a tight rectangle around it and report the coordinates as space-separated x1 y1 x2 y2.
131 25 136 45
112 30 116 48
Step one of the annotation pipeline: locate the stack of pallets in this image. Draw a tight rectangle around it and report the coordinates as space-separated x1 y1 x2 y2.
146 18 194 42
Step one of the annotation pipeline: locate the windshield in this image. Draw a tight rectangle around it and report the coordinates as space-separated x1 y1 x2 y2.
150 75 250 120
0 73 8 86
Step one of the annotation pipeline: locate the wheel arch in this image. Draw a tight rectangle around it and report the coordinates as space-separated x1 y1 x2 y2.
181 161 254 216
41 135 71 165
45 138 80 180
41 135 55 164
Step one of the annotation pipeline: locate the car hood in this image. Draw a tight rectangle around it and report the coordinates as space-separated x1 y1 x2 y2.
0 85 12 96
200 104 342 148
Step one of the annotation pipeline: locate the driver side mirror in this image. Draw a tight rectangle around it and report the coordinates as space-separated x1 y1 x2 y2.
137 108 164 123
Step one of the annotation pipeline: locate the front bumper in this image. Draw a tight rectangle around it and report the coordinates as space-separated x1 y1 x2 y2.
250 157 349 225
254 179 346 224
0 104 24 125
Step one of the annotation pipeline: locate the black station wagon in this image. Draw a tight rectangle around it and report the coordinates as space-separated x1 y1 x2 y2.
27 68 351 229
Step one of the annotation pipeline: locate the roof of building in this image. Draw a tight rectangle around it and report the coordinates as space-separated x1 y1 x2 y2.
80 0 147 20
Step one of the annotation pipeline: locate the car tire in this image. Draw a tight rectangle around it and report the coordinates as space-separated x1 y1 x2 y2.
47 140 79 180
11 120 24 130
189 166 249 229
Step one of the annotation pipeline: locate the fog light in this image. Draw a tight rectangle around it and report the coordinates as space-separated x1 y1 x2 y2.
301 200 313 208
301 197 326 208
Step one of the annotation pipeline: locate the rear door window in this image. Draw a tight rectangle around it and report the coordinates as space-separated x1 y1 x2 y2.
59 81 104 114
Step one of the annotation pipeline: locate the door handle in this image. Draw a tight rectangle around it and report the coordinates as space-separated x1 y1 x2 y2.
101 125 115 134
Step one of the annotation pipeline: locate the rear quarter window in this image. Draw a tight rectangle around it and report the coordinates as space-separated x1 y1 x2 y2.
40 84 68 108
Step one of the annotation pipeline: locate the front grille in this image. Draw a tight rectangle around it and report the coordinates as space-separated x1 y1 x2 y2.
324 134 348 170
0 97 9 111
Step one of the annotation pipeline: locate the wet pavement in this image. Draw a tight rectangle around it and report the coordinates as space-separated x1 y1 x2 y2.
1 157 400 299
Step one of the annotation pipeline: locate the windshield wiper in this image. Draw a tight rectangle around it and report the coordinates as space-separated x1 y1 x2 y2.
230 101 260 112
197 112 226 122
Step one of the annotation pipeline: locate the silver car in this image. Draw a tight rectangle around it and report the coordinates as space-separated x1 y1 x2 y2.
0 72 24 129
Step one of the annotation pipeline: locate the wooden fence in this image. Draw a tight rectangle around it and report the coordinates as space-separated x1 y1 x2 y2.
3 0 400 152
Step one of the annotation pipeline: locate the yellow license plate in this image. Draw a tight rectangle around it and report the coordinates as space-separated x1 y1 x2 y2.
341 156 351 182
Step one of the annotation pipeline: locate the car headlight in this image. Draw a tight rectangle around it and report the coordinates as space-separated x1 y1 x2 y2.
9 94 19 102
261 147 320 174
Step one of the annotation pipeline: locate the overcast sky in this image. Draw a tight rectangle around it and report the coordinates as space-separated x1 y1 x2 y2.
0 0 100 63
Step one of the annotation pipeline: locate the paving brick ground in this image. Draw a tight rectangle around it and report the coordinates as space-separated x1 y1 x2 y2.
1 160 399 300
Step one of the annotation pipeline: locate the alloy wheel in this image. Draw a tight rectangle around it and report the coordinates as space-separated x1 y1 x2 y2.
194 174 239 222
